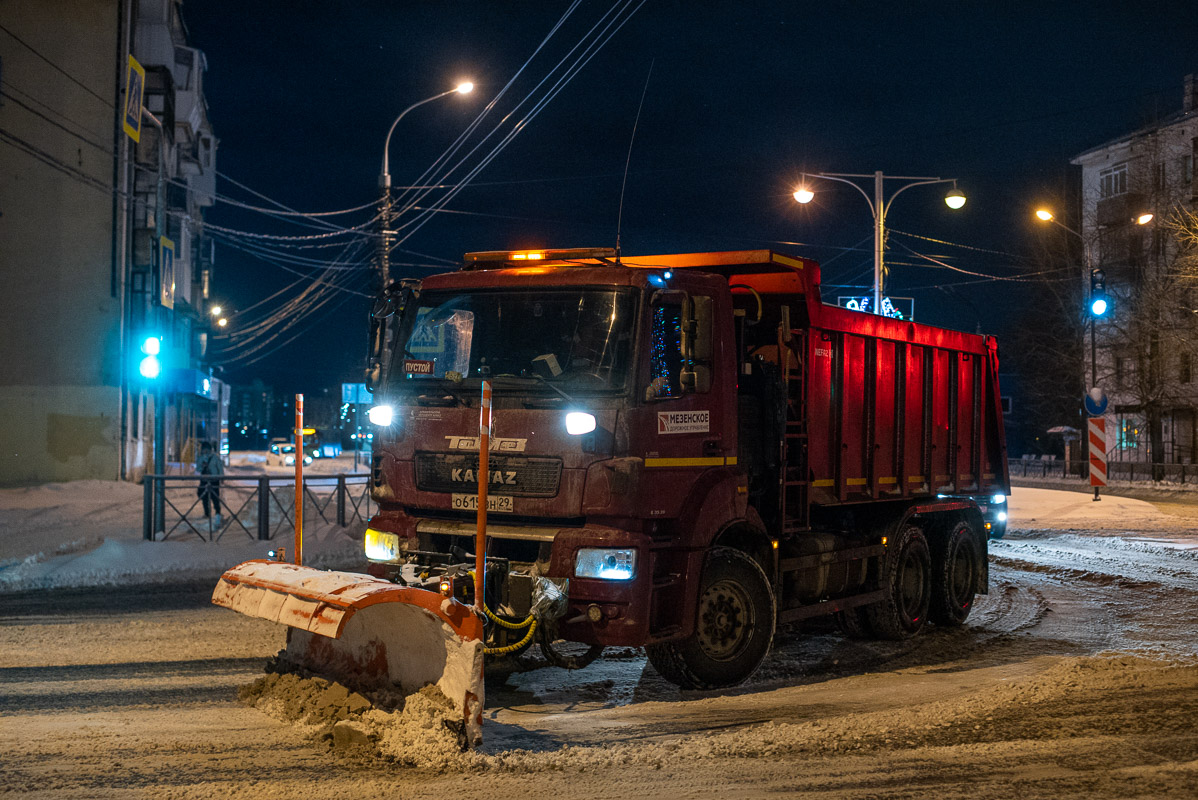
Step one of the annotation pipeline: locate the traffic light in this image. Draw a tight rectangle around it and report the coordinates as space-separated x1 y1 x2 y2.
1089 269 1108 317
139 335 162 379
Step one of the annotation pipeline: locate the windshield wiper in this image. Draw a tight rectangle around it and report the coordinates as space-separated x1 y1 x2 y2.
489 373 576 403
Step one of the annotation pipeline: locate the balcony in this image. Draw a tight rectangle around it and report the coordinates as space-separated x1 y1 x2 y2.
1096 192 1147 227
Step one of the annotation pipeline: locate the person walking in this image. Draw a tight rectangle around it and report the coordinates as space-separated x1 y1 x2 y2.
196 441 224 526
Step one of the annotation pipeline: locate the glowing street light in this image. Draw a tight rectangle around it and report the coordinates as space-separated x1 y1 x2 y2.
944 184 967 210
794 171 966 314
209 305 223 317
377 81 477 286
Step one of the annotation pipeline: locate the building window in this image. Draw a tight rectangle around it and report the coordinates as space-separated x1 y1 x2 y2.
1100 163 1128 198
1118 418 1139 450
1182 353 1193 385
1153 161 1165 193
1183 154 1194 186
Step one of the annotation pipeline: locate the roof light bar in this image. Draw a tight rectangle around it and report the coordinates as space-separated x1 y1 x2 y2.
463 247 618 269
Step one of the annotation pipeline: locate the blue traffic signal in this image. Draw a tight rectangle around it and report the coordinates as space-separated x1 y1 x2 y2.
1090 296 1108 316
139 336 162 379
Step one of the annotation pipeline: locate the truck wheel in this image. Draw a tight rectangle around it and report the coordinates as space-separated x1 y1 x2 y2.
647 547 776 690
865 524 931 640
930 521 980 626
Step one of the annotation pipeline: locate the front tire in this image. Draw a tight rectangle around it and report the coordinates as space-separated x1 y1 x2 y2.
865 524 932 640
647 547 776 690
930 520 980 626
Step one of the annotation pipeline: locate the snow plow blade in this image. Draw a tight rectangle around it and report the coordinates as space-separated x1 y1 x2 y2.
212 559 485 746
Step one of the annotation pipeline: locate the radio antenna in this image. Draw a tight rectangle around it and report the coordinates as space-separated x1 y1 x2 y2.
615 59 654 265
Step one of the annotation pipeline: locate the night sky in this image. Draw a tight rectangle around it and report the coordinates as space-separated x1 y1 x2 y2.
182 1 1197 393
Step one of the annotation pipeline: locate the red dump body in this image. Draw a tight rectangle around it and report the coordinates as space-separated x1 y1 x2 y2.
727 260 1008 504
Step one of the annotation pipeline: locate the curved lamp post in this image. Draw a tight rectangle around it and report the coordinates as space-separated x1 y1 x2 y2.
1034 207 1153 393
377 81 474 286
794 171 965 314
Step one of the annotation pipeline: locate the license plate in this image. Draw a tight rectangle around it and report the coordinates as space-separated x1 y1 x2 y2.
451 493 514 513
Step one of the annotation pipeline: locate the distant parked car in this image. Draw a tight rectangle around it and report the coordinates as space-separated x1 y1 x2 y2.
267 444 312 467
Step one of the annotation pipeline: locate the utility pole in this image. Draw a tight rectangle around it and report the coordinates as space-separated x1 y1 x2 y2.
377 175 392 288
142 108 168 535
377 83 474 288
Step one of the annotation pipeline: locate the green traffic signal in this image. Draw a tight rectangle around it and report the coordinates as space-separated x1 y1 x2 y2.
139 335 162 379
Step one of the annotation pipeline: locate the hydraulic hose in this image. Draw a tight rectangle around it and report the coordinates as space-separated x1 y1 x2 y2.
470 569 539 655
481 604 537 655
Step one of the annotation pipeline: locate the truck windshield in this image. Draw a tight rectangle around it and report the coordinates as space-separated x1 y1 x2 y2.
390 289 637 392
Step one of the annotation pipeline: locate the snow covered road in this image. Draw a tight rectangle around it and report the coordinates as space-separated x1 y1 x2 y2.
1 486 1197 798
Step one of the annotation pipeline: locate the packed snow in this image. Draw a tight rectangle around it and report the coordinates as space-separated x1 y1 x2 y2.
3 477 1198 797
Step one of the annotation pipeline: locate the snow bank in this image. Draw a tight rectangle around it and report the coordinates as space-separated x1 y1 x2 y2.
241 670 465 769
242 652 1198 774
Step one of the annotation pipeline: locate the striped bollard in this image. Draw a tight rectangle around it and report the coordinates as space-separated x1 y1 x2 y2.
1088 416 1106 501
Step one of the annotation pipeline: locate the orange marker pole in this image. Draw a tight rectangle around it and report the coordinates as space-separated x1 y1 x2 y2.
474 380 491 613
294 393 304 566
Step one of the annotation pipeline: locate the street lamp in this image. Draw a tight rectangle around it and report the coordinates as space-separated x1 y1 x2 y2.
377 81 475 286
1036 206 1153 500
794 171 965 314
1034 208 1098 388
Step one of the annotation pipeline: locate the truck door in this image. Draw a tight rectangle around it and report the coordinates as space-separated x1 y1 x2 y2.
636 289 735 520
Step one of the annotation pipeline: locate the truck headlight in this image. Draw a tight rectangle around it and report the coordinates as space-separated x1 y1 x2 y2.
565 411 596 436
364 528 401 561
575 547 636 580
368 404 394 426
991 493 1007 504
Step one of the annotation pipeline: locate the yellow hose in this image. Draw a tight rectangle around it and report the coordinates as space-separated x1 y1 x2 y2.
471 570 538 654
482 603 535 630
483 617 537 655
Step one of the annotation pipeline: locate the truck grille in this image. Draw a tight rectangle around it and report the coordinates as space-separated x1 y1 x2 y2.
414 453 563 497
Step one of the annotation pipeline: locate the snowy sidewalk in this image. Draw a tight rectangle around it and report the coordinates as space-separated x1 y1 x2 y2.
0 475 363 594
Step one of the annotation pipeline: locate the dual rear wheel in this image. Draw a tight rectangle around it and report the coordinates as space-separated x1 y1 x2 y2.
650 519 981 688
841 518 981 640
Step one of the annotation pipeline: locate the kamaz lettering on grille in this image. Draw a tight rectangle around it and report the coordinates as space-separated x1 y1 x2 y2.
451 468 517 485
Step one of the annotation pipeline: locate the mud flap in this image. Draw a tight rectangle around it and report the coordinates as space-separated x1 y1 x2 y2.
212 560 485 747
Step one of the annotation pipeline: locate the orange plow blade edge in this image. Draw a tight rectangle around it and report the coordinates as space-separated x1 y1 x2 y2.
212 560 485 746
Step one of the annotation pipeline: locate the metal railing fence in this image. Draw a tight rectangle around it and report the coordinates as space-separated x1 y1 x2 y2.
1008 458 1198 484
143 473 374 542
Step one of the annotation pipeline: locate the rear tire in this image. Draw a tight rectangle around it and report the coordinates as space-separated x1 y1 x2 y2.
930 521 980 626
865 524 931 640
647 546 776 690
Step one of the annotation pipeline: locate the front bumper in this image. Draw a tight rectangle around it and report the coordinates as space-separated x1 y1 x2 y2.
367 510 657 647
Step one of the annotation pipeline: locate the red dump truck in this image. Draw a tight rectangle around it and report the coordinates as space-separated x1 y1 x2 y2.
353 247 1009 689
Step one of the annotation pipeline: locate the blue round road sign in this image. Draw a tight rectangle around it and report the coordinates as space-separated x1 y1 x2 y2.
1084 388 1109 416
